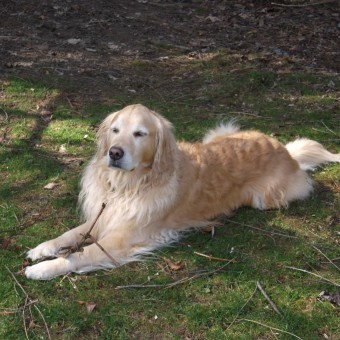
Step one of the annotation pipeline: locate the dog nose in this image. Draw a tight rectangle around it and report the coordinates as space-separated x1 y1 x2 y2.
109 146 124 161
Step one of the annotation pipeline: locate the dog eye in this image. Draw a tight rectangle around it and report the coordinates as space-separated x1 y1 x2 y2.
133 131 147 137
112 128 119 134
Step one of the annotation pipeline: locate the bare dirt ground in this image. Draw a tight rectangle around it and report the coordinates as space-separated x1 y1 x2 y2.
1 0 339 100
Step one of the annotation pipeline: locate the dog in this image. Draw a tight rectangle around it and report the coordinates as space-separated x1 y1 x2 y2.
25 104 340 279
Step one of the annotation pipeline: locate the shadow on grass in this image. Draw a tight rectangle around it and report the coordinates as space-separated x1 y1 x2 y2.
0 107 63 200
0 56 339 340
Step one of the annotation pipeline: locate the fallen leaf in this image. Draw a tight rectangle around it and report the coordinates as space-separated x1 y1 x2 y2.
44 182 59 190
86 302 96 313
318 291 340 306
0 238 11 249
77 301 96 313
163 258 184 271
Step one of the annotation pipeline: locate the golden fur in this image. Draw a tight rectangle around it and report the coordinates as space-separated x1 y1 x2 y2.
25 104 340 279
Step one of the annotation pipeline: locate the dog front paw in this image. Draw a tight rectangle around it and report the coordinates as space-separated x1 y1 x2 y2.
26 241 59 261
25 263 52 280
25 258 70 280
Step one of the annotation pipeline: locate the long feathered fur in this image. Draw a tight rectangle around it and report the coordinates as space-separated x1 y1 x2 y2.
25 106 340 280
285 138 340 170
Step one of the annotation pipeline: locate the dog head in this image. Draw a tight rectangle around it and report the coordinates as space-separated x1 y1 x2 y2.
96 104 176 173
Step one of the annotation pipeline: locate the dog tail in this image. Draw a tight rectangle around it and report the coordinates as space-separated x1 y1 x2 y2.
203 121 240 144
286 138 340 171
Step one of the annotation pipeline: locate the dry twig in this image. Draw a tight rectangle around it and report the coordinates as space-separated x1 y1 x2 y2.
0 107 9 120
226 281 283 331
0 310 16 315
285 266 340 287
225 283 258 331
84 202 107 236
241 318 303 340
115 259 235 290
256 281 283 317
87 234 120 266
312 245 340 272
320 121 339 136
223 218 298 239
58 203 119 266
194 251 235 262
6 266 51 340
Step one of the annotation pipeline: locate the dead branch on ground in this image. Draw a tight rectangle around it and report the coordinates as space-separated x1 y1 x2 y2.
6 266 51 340
285 266 340 287
194 251 236 262
115 259 235 290
256 281 283 317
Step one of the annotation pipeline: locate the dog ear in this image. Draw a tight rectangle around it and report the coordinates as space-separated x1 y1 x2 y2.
152 113 177 175
96 110 121 157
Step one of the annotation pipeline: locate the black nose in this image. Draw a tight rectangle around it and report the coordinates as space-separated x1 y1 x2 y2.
109 146 124 161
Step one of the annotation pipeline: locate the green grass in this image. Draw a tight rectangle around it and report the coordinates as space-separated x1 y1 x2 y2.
1 55 339 339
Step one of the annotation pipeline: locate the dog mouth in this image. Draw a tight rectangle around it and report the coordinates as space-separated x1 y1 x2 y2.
108 160 125 170
109 162 122 169
108 160 135 172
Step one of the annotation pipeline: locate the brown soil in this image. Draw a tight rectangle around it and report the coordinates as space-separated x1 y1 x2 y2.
1 0 339 99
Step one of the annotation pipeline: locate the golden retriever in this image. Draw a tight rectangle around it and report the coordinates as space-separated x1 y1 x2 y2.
25 104 340 279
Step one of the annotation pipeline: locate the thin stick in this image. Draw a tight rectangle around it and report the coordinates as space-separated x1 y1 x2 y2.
6 267 31 339
321 121 339 136
241 318 303 340
331 256 340 261
115 259 235 290
32 304 51 340
312 245 340 272
228 111 260 117
63 202 107 252
285 266 340 287
256 281 283 317
270 329 279 340
271 0 337 7
22 297 29 340
85 202 107 236
65 95 75 109
87 235 120 267
58 202 121 266
5 266 52 340
223 218 298 239
0 107 9 120
225 283 258 331
194 251 235 262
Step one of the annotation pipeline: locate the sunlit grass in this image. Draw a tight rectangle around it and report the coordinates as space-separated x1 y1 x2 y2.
0 63 339 339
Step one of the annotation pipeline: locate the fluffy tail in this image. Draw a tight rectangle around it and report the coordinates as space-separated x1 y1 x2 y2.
203 121 240 144
286 138 340 170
